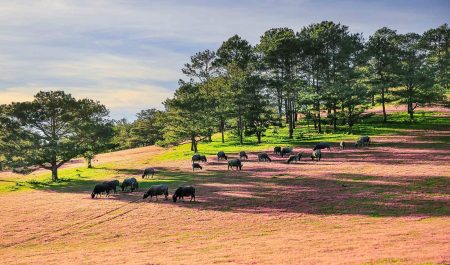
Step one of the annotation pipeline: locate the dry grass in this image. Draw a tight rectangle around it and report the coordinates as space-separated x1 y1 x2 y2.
0 126 449 264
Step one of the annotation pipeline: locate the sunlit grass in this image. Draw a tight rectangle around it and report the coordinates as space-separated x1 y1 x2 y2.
1 110 448 193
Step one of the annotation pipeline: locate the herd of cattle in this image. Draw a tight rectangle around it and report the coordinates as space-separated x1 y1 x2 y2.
91 136 371 200
91 178 196 202
191 135 371 171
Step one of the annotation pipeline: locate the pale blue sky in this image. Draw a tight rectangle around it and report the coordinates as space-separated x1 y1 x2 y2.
0 0 448 120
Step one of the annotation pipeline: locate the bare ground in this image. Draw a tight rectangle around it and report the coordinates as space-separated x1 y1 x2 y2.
0 131 449 264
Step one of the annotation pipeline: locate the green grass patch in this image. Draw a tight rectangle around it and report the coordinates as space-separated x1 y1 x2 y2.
150 110 449 162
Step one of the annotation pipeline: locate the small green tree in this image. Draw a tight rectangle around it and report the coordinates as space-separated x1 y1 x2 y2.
163 81 210 152
130 108 165 147
243 75 273 143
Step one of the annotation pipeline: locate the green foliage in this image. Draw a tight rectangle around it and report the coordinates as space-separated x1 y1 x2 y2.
366 27 401 122
162 81 211 152
392 32 446 119
0 91 111 181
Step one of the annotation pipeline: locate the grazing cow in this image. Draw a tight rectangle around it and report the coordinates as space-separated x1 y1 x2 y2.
257 153 272 162
227 159 243 170
355 135 370 147
239 151 248 160
102 180 120 194
192 163 202 171
192 154 207 163
287 152 303 164
313 142 331 151
172 186 196 202
311 149 322 161
217 151 228 161
355 136 370 148
281 147 293 157
274 146 282 155
142 167 155 179
91 184 110 199
122 177 139 192
340 141 346 150
143 184 169 201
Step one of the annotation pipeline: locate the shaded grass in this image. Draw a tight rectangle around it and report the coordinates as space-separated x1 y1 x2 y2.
0 110 448 196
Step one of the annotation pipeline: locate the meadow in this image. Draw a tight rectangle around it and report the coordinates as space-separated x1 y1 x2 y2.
0 107 449 265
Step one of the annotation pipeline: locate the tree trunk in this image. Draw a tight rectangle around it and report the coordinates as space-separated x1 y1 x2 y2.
348 106 354 134
288 100 294 139
371 94 375 106
191 135 198 153
285 98 289 124
317 101 322 133
313 114 317 130
220 119 225 143
87 158 92 169
333 105 337 131
51 164 58 181
292 101 296 129
256 132 261 144
277 90 283 126
238 114 243 145
408 101 414 120
381 87 387 122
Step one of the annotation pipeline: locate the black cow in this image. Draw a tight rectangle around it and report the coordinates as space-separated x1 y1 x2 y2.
172 186 196 202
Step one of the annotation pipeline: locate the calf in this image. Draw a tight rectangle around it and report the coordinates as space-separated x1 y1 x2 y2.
172 186 196 202
274 146 282 155
192 154 207 163
192 163 202 171
142 167 155 179
355 136 371 148
227 159 243 170
239 151 248 160
122 177 139 192
287 152 303 164
257 153 272 162
217 151 228 161
311 149 322 161
281 147 293 157
313 142 331 151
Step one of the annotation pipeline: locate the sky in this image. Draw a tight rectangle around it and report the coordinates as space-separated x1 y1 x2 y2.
0 0 448 120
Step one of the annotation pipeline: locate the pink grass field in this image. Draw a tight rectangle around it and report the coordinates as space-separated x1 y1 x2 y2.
0 124 449 264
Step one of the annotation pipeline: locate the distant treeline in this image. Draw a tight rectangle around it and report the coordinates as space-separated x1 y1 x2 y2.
116 21 449 152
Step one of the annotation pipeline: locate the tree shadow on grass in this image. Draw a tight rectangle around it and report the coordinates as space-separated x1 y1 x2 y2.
39 165 450 217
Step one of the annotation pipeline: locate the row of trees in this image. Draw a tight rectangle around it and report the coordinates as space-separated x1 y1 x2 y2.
0 21 448 179
160 22 448 150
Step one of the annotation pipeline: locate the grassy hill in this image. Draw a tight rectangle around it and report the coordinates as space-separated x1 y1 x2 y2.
0 109 448 194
